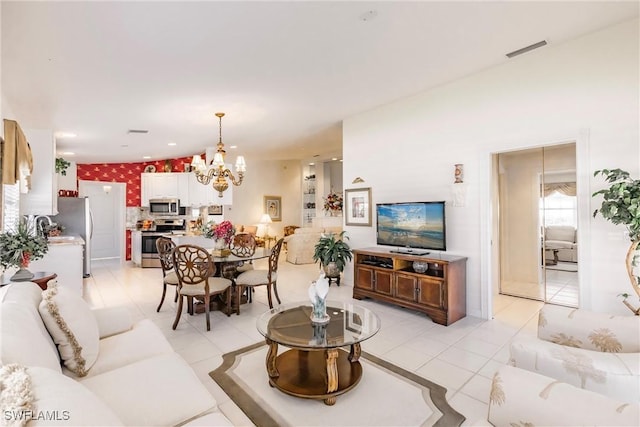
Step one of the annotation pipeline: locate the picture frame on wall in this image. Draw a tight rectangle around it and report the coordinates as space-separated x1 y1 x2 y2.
344 187 372 226
208 205 223 215
264 195 282 222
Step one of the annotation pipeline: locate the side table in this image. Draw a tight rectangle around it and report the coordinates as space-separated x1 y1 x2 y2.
0 272 58 291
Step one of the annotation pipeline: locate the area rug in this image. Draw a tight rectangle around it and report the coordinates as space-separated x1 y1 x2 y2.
210 342 465 427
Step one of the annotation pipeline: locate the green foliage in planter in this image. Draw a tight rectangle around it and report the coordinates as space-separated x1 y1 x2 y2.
0 220 49 270
55 157 71 175
593 169 640 242
313 231 353 272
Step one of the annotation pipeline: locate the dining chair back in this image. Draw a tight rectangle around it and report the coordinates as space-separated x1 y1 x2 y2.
155 237 178 312
230 233 257 257
235 238 285 309
171 244 232 331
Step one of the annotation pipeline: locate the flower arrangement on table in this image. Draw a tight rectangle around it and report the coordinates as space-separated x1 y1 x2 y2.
201 220 236 244
323 191 343 214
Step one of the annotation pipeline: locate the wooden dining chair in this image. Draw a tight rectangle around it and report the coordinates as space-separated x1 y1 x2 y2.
235 238 284 309
171 244 232 331
155 236 178 312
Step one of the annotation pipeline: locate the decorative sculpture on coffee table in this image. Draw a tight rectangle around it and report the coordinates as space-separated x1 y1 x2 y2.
308 273 330 324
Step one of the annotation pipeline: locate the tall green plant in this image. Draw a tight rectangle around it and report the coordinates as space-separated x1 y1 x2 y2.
313 231 353 272
593 168 640 314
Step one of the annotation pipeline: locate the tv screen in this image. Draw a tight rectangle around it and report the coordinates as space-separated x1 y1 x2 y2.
376 201 446 254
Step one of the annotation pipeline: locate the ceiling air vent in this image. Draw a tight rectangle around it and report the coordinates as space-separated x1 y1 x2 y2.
127 129 149 134
506 40 547 59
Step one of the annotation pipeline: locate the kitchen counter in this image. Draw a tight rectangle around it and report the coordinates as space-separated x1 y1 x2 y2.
47 235 85 246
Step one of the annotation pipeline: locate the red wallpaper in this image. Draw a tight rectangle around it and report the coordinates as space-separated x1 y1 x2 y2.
77 156 196 260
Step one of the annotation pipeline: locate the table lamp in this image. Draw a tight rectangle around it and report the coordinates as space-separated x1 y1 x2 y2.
259 213 272 238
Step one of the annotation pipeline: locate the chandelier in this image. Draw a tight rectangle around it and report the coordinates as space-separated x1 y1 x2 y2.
191 112 246 197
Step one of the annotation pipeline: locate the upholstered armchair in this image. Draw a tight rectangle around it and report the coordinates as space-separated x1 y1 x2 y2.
509 304 640 403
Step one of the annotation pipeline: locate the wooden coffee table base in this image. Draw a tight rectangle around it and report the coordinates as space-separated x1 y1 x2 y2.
266 340 363 406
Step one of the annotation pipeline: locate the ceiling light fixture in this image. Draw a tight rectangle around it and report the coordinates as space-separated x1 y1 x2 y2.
191 112 246 198
168 142 177 146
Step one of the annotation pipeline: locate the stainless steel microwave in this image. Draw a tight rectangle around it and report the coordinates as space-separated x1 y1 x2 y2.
149 198 179 215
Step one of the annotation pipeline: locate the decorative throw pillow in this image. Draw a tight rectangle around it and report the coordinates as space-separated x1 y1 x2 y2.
0 364 123 426
38 284 99 377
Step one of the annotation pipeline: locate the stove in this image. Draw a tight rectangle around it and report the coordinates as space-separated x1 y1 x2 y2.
141 218 186 268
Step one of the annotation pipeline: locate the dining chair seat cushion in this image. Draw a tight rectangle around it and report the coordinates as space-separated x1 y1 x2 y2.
235 263 254 274
163 271 179 286
236 270 276 286
178 277 232 297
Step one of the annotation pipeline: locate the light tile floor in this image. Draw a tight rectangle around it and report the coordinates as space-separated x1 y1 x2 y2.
84 257 544 426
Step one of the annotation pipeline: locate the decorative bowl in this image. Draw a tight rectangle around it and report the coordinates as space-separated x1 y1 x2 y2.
412 261 428 274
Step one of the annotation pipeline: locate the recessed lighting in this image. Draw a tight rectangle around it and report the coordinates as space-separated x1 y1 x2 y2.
168 142 177 146
128 129 149 134
56 132 77 138
142 156 151 159
309 162 315 166
331 157 338 161
229 145 237 149
62 152 75 156
358 10 378 22
339 159 343 162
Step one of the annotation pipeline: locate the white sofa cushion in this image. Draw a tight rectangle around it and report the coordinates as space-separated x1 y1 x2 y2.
0 284 62 372
0 364 123 426
538 305 640 352
545 225 576 243
510 336 640 402
488 365 640 427
80 353 217 426
91 306 133 339
78 319 174 377
38 284 99 377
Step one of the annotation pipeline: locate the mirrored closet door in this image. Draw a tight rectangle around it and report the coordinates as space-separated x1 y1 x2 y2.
496 143 578 307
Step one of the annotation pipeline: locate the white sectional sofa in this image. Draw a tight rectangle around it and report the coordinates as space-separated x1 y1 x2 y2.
0 281 232 426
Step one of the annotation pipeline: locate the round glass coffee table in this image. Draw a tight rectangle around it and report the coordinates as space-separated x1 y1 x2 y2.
256 301 381 405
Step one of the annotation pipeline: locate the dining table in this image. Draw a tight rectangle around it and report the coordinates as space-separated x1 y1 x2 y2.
198 247 271 315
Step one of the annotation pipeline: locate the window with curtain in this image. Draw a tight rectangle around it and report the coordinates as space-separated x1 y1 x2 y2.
540 188 577 227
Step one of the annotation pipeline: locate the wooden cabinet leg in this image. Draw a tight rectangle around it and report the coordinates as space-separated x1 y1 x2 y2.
326 349 339 393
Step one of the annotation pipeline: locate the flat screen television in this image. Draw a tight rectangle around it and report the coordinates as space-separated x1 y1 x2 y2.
376 201 446 254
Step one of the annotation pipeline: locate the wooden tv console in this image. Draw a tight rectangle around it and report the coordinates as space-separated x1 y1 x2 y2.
352 248 467 326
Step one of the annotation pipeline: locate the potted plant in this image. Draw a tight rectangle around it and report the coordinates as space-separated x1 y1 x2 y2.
55 157 71 175
0 219 49 281
313 231 353 285
593 168 640 315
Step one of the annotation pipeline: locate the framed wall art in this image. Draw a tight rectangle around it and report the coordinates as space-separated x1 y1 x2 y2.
344 187 372 226
264 195 282 222
208 205 223 215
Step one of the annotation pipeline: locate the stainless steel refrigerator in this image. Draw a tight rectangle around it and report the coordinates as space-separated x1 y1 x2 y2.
52 197 93 277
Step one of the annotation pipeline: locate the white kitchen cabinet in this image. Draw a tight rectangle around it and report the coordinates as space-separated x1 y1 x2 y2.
131 230 142 266
20 129 58 215
140 173 188 206
29 240 84 295
187 172 233 207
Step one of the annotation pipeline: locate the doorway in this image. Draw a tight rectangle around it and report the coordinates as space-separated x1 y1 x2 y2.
78 180 126 261
494 143 579 307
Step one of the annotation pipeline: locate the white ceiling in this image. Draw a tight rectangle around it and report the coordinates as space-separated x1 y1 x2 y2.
2 1 638 164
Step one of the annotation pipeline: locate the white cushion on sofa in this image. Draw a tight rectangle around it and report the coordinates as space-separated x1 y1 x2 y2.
0 365 123 426
0 284 62 372
38 285 99 377
488 365 640 427
80 353 217 426
510 336 640 402
78 319 174 377
545 225 576 243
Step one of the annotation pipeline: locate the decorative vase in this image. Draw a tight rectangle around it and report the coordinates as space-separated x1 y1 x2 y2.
308 274 330 324
412 261 429 274
212 239 231 257
323 262 340 278
11 254 34 281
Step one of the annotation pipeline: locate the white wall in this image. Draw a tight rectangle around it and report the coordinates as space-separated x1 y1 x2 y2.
225 157 301 237
343 19 639 317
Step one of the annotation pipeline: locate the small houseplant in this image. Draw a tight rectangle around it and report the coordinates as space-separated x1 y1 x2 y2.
592 168 640 315
313 231 353 284
55 157 71 175
0 219 49 281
